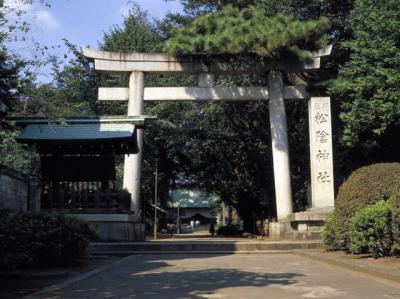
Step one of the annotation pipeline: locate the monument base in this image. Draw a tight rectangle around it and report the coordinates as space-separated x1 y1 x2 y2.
269 207 334 240
71 214 146 242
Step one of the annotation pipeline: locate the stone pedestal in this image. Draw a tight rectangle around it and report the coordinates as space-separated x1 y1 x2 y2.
268 207 333 240
268 221 290 239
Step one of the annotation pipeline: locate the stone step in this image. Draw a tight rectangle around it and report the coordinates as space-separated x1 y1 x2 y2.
90 241 323 256
284 231 322 241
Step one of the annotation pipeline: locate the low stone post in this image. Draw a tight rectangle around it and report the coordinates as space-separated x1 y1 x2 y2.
268 70 293 220
123 71 145 219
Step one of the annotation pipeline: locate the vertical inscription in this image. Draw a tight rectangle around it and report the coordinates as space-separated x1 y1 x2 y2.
309 97 335 208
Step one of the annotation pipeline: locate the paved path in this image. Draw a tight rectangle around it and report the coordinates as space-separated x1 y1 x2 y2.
28 253 400 299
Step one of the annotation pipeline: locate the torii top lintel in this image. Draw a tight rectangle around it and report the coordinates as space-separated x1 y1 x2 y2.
83 45 332 75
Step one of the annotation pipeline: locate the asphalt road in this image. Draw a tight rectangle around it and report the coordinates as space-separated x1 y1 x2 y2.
27 253 400 299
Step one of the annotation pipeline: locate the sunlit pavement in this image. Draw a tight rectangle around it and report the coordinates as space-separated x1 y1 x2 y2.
27 253 400 299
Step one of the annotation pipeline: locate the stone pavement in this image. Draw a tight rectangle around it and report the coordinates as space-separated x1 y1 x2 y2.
26 253 400 299
296 250 400 283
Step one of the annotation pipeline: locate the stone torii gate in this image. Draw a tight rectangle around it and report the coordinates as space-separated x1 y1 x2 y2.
83 47 334 222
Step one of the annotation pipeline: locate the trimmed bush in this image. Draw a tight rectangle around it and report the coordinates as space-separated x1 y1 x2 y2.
321 214 341 250
0 210 97 270
389 197 400 255
334 163 400 245
216 224 242 236
348 201 393 257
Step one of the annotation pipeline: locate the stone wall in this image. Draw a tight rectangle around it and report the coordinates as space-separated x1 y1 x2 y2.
71 214 146 241
0 165 29 211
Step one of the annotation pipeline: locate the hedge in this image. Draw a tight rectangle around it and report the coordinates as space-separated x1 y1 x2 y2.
348 200 393 257
0 210 97 270
217 224 242 236
334 163 400 245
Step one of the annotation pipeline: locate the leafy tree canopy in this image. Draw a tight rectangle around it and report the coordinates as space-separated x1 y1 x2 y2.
0 130 39 175
329 0 400 152
165 4 330 59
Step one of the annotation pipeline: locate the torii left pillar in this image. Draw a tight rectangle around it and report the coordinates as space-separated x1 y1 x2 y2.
123 71 144 219
268 70 293 220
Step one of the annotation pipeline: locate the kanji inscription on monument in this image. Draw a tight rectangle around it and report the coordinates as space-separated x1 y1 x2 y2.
309 97 334 208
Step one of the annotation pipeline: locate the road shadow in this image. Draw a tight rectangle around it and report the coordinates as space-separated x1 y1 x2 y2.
36 254 304 299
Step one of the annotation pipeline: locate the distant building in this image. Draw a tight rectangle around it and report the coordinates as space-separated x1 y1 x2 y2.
167 189 219 225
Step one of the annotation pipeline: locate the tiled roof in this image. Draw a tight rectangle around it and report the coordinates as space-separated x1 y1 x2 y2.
12 116 149 141
168 189 219 208
18 123 135 141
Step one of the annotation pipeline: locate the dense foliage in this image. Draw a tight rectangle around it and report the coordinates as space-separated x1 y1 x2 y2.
0 130 39 175
165 4 330 59
329 0 400 154
0 0 50 174
321 213 340 249
324 199 400 257
0 49 27 116
0 210 97 270
348 200 393 257
322 163 400 251
334 163 400 244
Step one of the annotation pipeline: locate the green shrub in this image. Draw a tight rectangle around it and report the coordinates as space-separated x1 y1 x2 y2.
0 210 97 270
216 224 242 236
321 214 341 250
348 201 393 257
0 210 36 270
209 222 215 236
334 163 400 245
389 197 400 255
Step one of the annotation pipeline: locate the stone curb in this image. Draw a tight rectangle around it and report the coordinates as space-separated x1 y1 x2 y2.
90 250 293 256
294 250 400 284
91 240 322 244
23 255 135 299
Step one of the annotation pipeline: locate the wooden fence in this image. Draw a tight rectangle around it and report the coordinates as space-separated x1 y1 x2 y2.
41 185 131 213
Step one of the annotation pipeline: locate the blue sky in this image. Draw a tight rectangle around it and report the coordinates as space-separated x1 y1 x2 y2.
4 0 183 82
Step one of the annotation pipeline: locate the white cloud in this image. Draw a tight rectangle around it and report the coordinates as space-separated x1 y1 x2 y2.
2 1 59 31
35 9 59 30
2 0 33 12
1 0 33 20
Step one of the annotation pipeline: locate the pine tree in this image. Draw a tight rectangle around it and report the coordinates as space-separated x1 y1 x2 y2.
165 4 330 59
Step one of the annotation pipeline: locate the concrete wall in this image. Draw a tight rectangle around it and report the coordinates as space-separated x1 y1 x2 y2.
0 165 29 211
